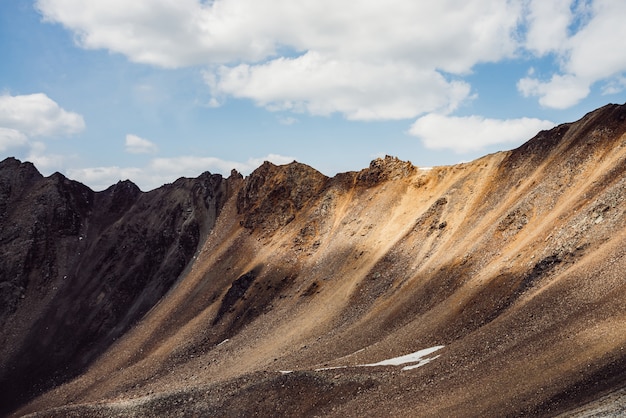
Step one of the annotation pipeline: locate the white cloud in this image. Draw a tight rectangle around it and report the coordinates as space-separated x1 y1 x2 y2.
27 141 76 172
125 134 158 154
211 52 472 120
35 0 521 69
601 76 626 95
36 0 522 121
67 153 295 191
0 93 84 171
565 1 626 81
0 93 85 137
520 0 626 108
517 74 591 109
33 0 626 116
524 0 573 56
408 114 555 153
0 127 28 152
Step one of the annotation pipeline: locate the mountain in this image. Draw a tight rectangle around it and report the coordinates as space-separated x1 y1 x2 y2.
2 103 626 417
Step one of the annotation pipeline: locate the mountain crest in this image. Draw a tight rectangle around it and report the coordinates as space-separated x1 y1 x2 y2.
4 103 626 417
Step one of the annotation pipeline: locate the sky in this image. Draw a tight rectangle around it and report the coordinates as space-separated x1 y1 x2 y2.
1 0 625 191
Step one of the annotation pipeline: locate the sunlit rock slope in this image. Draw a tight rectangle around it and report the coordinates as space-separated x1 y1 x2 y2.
3 103 626 417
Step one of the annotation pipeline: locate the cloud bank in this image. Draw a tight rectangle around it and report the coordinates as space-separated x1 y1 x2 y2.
31 0 626 156
36 0 521 122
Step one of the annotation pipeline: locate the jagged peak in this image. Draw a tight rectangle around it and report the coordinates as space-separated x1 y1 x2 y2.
103 179 141 195
229 168 243 180
0 156 23 168
0 157 43 180
356 155 416 186
502 102 626 173
237 159 328 231
95 179 142 216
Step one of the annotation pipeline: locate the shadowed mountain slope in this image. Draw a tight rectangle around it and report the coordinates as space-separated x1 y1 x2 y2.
3 103 626 417
0 162 243 414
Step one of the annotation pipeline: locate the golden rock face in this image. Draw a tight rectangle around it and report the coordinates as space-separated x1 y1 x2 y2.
4 103 626 417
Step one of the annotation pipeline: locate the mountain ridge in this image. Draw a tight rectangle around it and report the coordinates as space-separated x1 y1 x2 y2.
2 102 626 416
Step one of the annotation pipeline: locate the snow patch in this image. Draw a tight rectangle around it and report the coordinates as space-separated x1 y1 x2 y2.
358 345 444 368
401 355 441 371
303 345 444 375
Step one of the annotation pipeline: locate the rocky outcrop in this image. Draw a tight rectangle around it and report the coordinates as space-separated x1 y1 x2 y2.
356 155 416 186
237 161 328 232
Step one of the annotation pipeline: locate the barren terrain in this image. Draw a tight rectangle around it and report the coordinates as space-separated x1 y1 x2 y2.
2 103 626 416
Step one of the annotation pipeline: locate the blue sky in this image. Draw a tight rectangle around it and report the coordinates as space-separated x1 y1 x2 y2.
1 0 625 190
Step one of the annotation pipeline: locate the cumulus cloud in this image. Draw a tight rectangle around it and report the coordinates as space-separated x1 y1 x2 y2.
34 0 626 122
0 93 84 170
27 141 76 172
210 52 472 120
36 0 522 121
517 74 591 109
520 0 626 108
408 114 555 153
0 128 28 152
125 134 158 154
524 0 573 56
0 93 85 137
67 153 295 191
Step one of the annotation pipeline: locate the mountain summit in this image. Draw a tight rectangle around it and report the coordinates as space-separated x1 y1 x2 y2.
3 103 626 417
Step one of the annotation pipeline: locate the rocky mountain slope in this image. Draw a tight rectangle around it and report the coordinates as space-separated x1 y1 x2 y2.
3 103 626 417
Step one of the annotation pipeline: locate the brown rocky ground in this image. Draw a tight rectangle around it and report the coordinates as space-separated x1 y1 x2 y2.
3 103 626 417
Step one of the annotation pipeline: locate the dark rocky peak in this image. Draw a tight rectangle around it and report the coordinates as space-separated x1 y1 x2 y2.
48 171 93 202
499 102 626 182
93 179 142 222
0 161 92 238
0 158 43 200
356 155 416 186
560 102 626 153
237 160 328 231
103 179 141 199
0 157 41 176
229 168 243 180
507 103 626 165
168 171 225 197
153 172 236 235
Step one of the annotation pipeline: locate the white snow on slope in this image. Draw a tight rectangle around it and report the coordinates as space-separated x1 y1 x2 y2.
358 345 445 369
307 345 444 374
400 355 441 371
